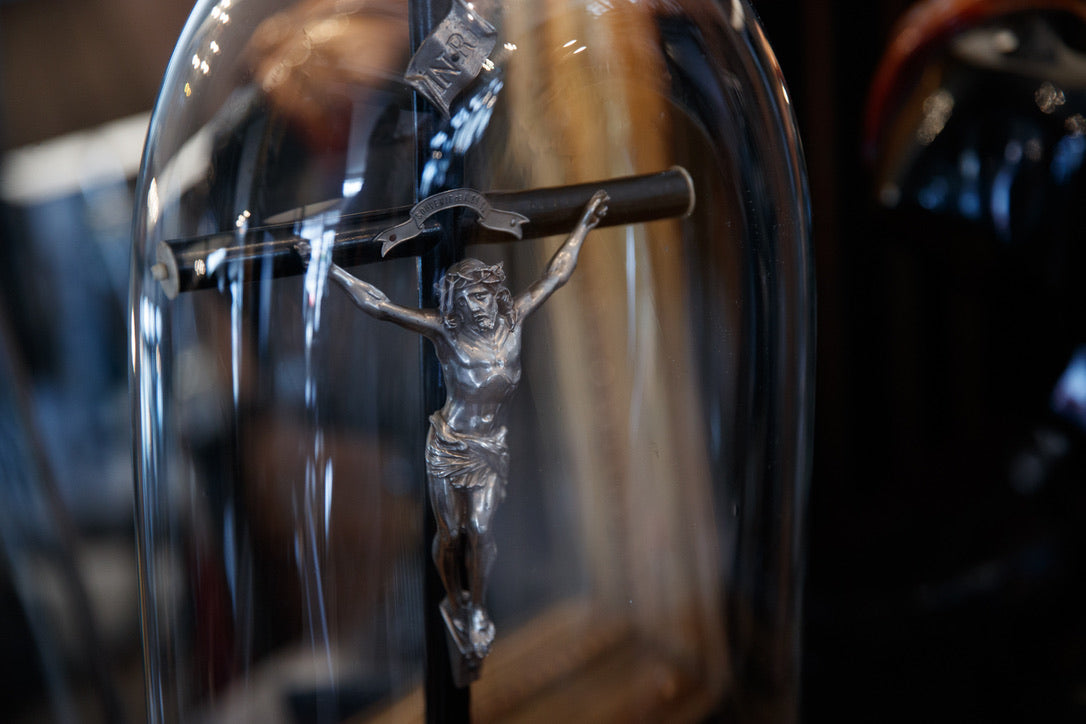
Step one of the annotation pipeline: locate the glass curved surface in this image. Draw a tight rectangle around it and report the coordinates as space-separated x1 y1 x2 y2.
130 0 812 721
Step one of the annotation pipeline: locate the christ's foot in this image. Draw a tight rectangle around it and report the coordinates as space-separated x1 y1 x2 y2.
469 607 495 657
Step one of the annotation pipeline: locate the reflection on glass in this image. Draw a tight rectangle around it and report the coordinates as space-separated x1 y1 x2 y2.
130 1 812 722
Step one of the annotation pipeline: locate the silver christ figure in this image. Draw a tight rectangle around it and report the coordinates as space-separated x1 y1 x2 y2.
301 190 608 681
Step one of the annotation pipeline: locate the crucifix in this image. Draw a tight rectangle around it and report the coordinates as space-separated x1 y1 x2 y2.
149 0 695 717
295 189 610 686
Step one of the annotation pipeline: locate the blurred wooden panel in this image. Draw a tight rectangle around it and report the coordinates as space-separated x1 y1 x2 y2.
0 0 192 149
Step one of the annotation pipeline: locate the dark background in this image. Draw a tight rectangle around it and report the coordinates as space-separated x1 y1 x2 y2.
755 2 1086 723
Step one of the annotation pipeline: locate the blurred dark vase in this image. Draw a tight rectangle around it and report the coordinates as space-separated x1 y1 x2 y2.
844 2 1086 720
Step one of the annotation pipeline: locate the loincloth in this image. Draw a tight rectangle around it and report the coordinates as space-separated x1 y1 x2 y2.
426 412 510 490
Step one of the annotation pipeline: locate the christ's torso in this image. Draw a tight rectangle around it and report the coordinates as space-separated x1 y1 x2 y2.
437 319 522 435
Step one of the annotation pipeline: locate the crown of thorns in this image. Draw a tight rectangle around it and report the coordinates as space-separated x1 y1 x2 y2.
442 260 506 287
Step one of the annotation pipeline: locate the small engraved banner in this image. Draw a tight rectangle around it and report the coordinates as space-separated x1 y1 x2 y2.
378 189 529 256
406 0 498 116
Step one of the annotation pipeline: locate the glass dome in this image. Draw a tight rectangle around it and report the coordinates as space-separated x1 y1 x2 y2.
130 0 812 721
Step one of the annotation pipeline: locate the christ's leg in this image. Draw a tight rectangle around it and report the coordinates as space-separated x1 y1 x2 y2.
464 480 501 654
429 475 466 615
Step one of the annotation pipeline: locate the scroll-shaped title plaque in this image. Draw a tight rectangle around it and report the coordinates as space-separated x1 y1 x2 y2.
406 0 498 116
377 189 529 256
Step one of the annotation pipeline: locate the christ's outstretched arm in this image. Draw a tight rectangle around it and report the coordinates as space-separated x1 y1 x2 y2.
515 191 608 320
296 242 444 338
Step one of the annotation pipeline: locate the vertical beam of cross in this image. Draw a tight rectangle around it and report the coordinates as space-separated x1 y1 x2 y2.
409 1 472 722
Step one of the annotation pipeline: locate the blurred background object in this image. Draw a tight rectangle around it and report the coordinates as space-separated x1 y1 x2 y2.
853 2 1086 720
0 1 192 720
757 1 1086 722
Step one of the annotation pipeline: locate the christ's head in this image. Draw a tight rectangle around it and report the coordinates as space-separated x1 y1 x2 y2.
438 259 516 332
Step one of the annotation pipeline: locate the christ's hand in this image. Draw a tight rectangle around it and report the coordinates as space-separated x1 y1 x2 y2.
579 190 609 232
